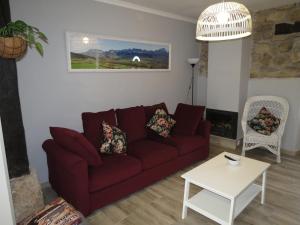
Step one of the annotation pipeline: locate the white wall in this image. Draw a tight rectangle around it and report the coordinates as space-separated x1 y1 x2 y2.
206 39 250 139
237 38 251 139
10 0 199 183
248 78 300 152
207 39 249 113
0 119 16 225
207 40 241 111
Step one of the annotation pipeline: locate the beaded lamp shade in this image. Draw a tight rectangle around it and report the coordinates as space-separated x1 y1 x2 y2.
196 1 252 41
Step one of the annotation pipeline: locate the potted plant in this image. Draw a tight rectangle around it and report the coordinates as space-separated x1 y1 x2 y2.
0 20 48 59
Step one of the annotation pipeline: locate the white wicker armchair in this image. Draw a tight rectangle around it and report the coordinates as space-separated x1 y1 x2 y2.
241 96 289 163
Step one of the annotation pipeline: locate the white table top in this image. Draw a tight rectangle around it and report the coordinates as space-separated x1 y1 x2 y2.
181 152 270 199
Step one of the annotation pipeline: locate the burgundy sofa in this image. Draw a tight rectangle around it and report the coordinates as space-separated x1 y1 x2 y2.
42 103 211 216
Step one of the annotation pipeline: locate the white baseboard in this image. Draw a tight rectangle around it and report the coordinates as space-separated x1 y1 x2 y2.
41 182 51 189
282 148 300 156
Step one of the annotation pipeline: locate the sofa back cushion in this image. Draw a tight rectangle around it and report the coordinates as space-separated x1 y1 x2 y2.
50 127 102 166
82 109 116 148
144 102 169 121
146 109 176 138
173 103 205 135
116 106 147 144
100 121 127 155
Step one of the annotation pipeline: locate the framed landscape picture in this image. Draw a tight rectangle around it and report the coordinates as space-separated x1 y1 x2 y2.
66 32 171 72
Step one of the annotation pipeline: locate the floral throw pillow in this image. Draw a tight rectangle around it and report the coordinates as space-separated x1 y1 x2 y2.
248 107 281 136
146 109 176 138
100 121 127 154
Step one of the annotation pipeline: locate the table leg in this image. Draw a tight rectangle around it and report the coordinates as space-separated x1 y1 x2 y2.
182 180 190 219
228 198 235 225
261 171 267 204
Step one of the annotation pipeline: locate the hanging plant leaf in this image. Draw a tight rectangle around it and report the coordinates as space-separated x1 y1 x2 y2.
35 42 43 56
38 32 48 43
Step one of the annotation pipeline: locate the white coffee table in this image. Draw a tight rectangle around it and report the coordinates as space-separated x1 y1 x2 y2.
181 152 270 225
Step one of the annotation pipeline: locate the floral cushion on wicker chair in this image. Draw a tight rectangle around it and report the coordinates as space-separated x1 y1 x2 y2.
146 109 176 138
247 107 281 136
100 121 127 154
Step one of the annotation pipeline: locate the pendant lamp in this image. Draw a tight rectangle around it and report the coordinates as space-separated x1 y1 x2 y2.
196 1 252 41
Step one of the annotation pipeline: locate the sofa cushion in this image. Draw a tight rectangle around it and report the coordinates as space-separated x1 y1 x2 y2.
50 127 102 166
82 109 116 148
116 106 147 144
89 155 141 192
170 135 206 155
146 109 176 137
144 102 169 121
173 103 205 135
128 139 178 170
248 107 280 136
100 121 127 155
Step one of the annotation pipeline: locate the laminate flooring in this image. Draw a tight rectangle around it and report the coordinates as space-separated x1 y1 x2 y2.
44 145 300 225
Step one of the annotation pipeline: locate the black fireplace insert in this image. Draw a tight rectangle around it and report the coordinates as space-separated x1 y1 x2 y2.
206 108 238 139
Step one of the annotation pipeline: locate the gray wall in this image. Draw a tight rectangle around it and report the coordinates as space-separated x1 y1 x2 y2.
10 0 199 183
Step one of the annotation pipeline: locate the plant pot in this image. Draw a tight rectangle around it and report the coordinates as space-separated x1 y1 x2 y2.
0 36 27 59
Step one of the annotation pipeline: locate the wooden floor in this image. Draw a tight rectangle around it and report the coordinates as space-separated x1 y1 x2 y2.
86 146 300 225
44 145 300 225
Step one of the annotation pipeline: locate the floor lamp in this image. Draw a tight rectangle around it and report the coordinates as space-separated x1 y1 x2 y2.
187 58 200 105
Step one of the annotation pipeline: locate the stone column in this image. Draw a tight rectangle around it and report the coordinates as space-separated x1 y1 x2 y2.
0 0 29 178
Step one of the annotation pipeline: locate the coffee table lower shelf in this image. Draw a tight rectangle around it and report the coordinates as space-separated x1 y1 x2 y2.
185 183 261 225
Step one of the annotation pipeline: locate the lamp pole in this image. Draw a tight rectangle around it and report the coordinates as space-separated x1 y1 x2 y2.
191 63 196 105
187 58 200 106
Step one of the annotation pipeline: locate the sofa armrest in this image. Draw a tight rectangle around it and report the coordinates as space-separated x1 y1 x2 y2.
42 139 90 216
196 120 211 141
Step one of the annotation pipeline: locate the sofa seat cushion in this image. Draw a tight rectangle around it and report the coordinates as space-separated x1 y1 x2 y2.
128 140 178 170
116 106 147 144
170 135 207 155
89 155 141 192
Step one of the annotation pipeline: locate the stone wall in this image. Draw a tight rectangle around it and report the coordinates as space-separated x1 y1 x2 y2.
199 41 208 76
251 3 300 78
199 3 300 78
0 0 29 179
10 169 44 223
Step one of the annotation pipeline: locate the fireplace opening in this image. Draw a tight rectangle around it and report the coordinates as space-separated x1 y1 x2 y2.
206 109 238 139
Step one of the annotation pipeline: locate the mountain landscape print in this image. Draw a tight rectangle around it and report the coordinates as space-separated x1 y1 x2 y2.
67 32 171 71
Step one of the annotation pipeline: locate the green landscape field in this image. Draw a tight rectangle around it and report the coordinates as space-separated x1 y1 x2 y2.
70 49 169 70
71 58 168 69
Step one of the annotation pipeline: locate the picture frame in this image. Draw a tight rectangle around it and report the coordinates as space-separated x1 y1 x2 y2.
66 31 171 72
